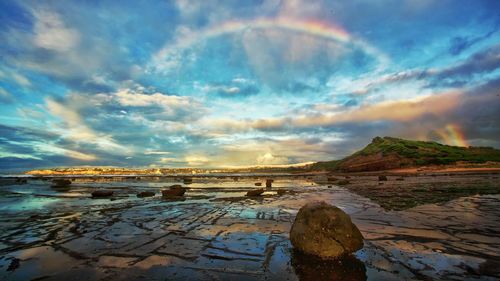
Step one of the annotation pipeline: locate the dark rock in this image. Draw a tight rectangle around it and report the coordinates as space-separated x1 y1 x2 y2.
277 189 287 195
183 177 193 184
137 191 155 198
327 177 338 182
16 178 28 184
328 185 332 188
378 175 388 181
51 179 72 187
290 201 364 259
266 179 273 188
0 179 17 186
246 188 264 197
255 182 262 186
345 176 351 179
91 190 114 198
7 258 20 272
162 185 186 197
396 177 405 181
337 180 350 185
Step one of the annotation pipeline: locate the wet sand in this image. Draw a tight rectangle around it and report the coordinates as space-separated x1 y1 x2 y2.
0 175 499 280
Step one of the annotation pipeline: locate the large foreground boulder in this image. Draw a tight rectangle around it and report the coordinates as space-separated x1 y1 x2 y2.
290 201 363 259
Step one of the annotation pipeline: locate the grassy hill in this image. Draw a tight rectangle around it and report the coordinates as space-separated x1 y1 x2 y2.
310 136 500 172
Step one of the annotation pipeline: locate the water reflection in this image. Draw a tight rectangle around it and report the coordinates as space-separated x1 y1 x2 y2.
291 250 367 281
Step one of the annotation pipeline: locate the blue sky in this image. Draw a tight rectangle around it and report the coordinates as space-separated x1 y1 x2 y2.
0 0 499 170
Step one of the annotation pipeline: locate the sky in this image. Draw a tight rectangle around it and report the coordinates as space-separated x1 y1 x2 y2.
0 0 499 170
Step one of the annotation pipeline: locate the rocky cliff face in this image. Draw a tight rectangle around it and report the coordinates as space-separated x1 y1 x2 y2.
336 152 414 172
310 136 500 172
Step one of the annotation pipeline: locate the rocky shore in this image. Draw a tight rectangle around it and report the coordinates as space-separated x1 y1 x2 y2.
0 173 499 280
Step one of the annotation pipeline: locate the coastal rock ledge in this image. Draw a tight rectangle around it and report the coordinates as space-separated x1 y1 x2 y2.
290 201 364 259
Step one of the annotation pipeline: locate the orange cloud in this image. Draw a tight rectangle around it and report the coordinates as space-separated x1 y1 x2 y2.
205 91 462 133
293 90 462 127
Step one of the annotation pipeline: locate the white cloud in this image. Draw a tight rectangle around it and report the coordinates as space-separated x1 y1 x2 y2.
159 157 178 164
256 152 289 165
36 144 96 161
198 84 240 95
232 78 250 84
185 155 209 166
33 10 80 52
45 97 130 154
115 89 191 108
144 150 171 155
11 73 31 87
0 87 13 101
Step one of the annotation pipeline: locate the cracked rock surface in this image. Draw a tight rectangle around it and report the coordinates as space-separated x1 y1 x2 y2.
0 175 499 280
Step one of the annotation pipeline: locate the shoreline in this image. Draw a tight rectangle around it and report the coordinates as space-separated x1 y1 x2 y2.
3 166 498 178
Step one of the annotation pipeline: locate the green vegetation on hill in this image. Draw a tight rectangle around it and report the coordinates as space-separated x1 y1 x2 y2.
310 136 500 171
356 137 500 165
308 160 341 170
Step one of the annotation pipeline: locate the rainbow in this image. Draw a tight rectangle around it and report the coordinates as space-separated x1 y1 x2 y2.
435 124 469 147
204 18 350 43
152 17 388 71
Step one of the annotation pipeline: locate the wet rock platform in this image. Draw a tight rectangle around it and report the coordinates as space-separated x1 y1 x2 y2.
0 175 499 280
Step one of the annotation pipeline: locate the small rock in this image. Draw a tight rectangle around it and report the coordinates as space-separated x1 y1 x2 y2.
137 191 155 198
255 182 262 186
183 178 193 184
7 258 20 272
246 188 264 197
290 201 363 259
266 179 273 188
91 190 113 198
327 177 338 182
51 179 72 187
277 189 287 195
16 178 28 184
162 185 186 197
327 185 332 188
337 180 350 185
378 175 388 181
396 177 404 181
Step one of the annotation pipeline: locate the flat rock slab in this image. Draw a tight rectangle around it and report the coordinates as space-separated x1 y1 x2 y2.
0 176 499 280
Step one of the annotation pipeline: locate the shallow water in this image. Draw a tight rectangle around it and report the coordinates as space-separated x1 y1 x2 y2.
0 176 499 280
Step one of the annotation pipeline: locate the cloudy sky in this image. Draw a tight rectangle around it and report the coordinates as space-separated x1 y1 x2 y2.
0 0 499 170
